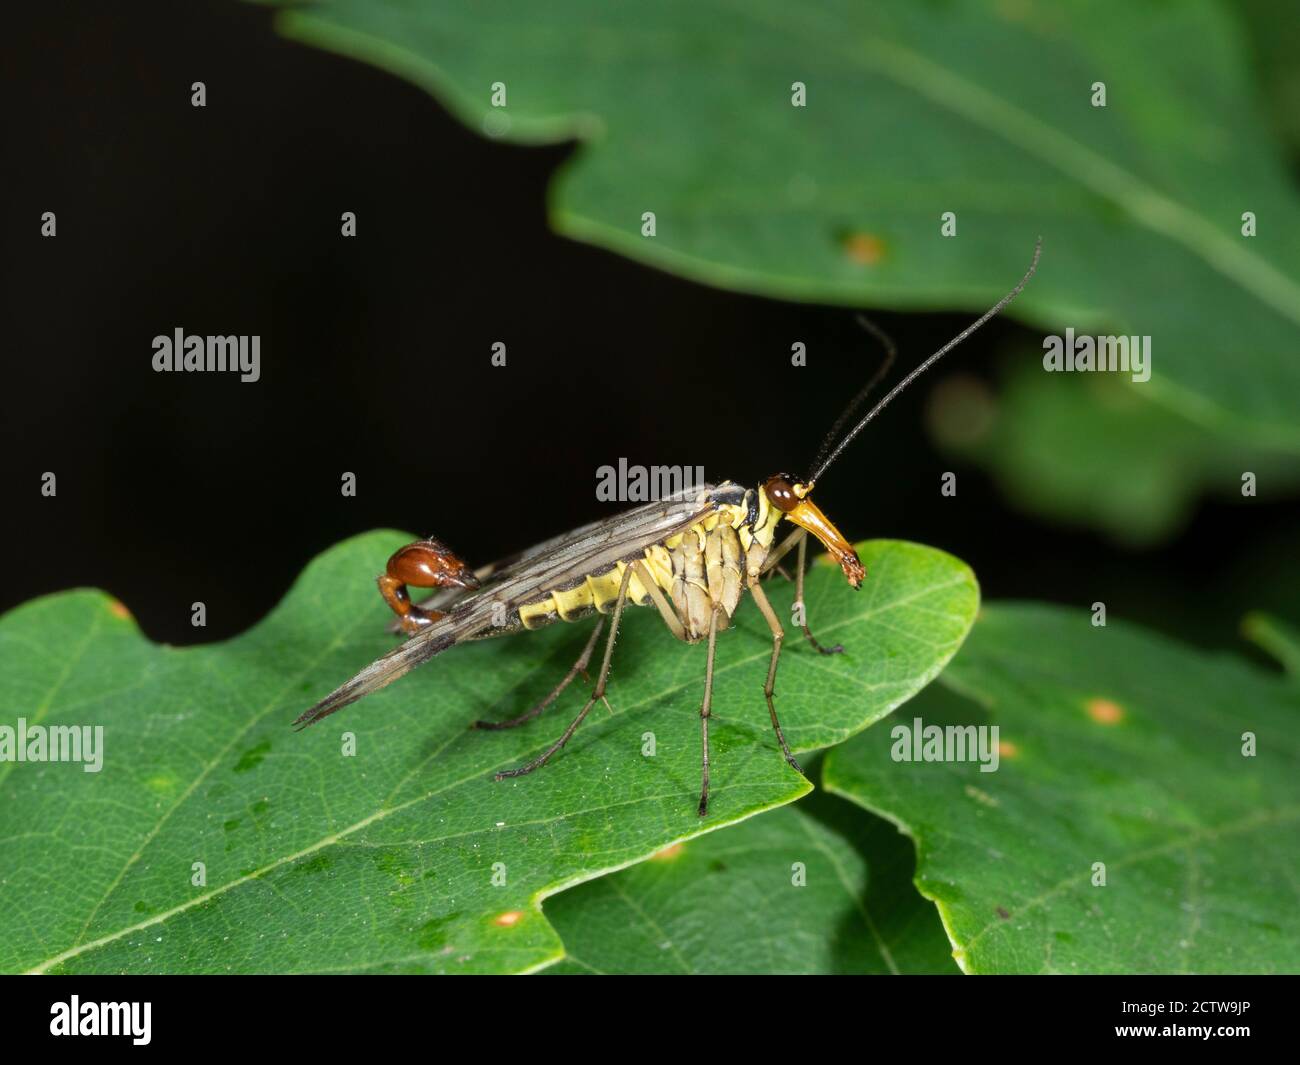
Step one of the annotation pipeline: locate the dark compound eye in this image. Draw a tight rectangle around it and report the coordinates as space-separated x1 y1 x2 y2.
763 474 800 513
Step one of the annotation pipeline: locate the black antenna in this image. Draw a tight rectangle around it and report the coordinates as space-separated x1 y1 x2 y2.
807 315 897 479
808 237 1042 484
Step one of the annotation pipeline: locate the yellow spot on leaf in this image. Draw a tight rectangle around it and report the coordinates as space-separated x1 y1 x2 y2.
493 910 524 928
107 599 132 620
650 842 684 861
1086 698 1124 725
843 231 886 265
997 740 1019 759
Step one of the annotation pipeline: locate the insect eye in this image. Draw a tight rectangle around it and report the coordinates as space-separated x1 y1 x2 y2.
764 475 799 513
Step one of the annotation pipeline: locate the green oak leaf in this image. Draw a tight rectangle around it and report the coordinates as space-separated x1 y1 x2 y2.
928 357 1300 546
1242 611 1300 681
1238 0 1300 153
263 0 1300 445
824 604 1300 974
543 778 957 974
0 532 976 974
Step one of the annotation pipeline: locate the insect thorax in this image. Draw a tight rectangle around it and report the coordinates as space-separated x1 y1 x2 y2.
515 483 783 639
657 484 778 638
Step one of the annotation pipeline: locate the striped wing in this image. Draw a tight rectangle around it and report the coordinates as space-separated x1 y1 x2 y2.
293 484 735 729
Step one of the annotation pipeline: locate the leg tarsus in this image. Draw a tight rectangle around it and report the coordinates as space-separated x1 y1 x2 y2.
801 624 844 656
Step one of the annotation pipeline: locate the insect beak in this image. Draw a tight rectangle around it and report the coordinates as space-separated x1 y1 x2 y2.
785 499 866 589
451 570 481 591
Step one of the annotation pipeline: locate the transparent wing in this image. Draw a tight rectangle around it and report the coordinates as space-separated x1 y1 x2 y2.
293 484 736 728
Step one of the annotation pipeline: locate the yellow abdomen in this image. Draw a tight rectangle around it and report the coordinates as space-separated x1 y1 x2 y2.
515 492 781 632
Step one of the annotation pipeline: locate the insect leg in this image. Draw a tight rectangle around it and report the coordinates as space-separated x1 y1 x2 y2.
759 526 807 578
795 533 845 656
765 562 794 583
631 560 688 643
747 582 804 775
472 618 606 730
494 564 634 781
697 605 722 817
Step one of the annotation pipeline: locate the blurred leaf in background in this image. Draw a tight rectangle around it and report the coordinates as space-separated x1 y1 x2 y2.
1242 611 1300 681
927 354 1300 546
1237 0 1300 157
267 0 1300 455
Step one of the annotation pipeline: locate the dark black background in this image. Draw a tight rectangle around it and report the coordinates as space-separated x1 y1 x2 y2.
3 0 1296 657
